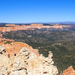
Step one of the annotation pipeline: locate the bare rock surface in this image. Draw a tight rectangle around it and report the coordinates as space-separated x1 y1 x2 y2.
0 45 5 54
61 66 75 75
0 67 8 75
0 45 58 75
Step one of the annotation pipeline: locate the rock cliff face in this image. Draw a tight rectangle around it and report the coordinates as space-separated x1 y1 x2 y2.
0 44 58 75
4 42 39 58
0 24 71 32
0 42 75 75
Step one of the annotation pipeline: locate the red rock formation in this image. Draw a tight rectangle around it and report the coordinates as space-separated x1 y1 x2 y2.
61 66 75 75
4 42 39 58
0 24 71 32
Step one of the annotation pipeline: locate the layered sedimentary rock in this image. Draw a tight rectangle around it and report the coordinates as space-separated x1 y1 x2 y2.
61 66 75 75
0 24 71 32
0 45 58 75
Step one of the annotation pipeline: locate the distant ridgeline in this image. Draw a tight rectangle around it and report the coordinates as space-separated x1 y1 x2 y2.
0 23 71 32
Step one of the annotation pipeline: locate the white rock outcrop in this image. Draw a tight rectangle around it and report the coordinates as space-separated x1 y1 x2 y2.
0 45 5 54
0 46 58 75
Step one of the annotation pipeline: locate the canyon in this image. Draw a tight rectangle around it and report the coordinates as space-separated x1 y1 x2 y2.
0 23 75 75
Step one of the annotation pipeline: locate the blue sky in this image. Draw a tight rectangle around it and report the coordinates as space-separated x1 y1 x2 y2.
0 0 75 23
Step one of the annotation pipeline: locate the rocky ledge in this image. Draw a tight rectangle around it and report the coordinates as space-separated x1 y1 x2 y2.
0 45 58 75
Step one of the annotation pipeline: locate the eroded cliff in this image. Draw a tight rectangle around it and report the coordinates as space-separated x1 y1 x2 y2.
0 24 71 32
0 44 58 75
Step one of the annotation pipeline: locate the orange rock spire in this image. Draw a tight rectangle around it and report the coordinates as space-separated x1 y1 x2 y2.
61 66 75 75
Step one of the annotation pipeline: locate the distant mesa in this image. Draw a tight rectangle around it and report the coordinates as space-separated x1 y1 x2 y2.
0 24 71 32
